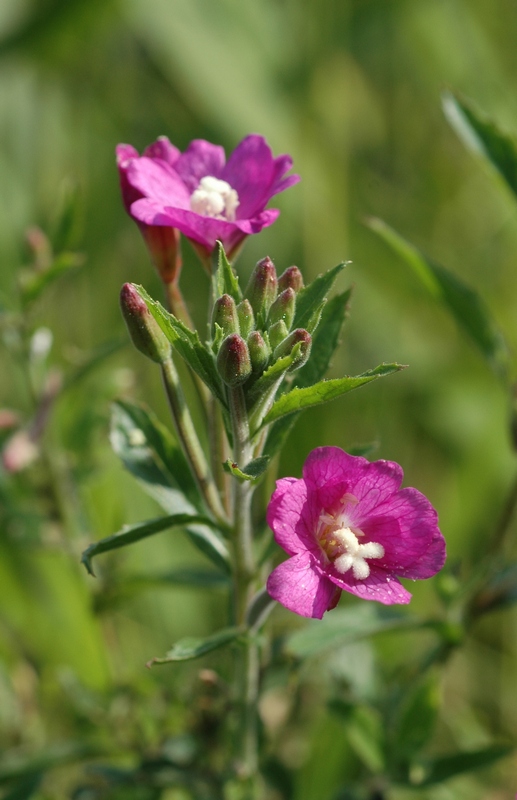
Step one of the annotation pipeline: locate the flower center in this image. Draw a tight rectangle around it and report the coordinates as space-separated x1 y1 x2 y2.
190 176 239 221
317 498 384 580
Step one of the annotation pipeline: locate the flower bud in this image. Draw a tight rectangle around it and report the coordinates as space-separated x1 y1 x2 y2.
247 331 270 374
141 225 182 286
268 320 289 351
120 283 171 364
212 294 239 338
216 334 252 386
236 299 255 339
268 287 296 330
273 328 312 372
278 265 304 294
244 256 277 323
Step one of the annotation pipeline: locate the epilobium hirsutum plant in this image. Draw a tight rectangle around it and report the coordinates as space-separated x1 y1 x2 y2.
82 133 446 795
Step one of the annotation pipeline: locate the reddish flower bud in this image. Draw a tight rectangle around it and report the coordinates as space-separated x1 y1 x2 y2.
244 256 278 324
120 283 170 364
273 328 312 371
216 334 252 386
278 265 304 294
268 287 296 330
212 294 239 338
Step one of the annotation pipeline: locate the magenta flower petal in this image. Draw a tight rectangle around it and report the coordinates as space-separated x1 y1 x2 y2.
267 552 338 619
173 139 226 193
267 447 446 618
116 133 299 260
143 136 180 166
127 158 191 208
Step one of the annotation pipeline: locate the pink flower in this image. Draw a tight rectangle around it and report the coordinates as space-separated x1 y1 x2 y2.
116 135 299 264
266 447 446 618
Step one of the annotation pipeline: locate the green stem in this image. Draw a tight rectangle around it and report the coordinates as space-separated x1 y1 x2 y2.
228 384 260 785
161 356 227 524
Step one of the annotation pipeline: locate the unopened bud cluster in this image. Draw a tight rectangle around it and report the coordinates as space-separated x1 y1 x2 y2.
214 257 311 389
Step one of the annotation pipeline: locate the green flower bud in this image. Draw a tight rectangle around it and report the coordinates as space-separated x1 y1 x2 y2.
247 330 270 374
268 320 289 351
268 287 296 330
244 256 278 324
217 334 252 386
212 293 239 338
120 283 170 364
273 328 312 372
236 298 255 339
278 265 304 294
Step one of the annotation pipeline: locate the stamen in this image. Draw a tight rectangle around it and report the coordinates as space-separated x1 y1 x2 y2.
190 176 239 221
322 525 385 580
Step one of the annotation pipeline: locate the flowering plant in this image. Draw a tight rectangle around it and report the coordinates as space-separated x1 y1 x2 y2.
267 446 446 617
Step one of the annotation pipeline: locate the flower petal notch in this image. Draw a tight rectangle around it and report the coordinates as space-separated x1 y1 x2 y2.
116 135 299 265
266 447 446 618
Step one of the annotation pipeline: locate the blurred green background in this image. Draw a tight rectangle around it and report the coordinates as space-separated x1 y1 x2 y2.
2 0 517 797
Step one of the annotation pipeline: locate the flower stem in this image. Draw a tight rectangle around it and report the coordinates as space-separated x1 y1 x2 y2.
161 355 227 524
228 384 260 785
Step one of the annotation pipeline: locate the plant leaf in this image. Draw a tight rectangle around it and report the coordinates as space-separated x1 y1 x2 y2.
110 400 201 513
292 262 348 332
329 701 385 773
392 672 440 761
147 626 242 666
223 455 270 482
286 604 421 659
262 363 404 427
135 285 227 406
366 217 508 377
20 251 84 307
406 745 513 787
82 513 221 576
264 289 352 457
214 241 241 302
443 91 517 199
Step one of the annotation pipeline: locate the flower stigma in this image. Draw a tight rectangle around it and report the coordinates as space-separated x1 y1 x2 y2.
317 501 384 580
190 176 239 221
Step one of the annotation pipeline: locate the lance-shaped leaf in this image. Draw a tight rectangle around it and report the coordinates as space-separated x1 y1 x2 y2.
223 455 270 482
0 742 103 784
286 604 421 659
367 217 508 378
329 701 385 773
442 91 517 199
147 626 242 666
262 363 404 428
292 261 348 332
110 400 201 512
392 672 440 761
406 745 513 787
20 251 85 307
213 241 241 302
264 289 352 457
82 513 221 576
135 285 227 406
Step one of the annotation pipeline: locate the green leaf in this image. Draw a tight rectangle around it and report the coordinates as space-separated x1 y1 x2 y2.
471 562 517 616
292 262 348 332
443 91 517 199
82 513 220 576
329 701 385 773
286 604 420 659
262 363 404 427
2 774 42 800
110 400 201 513
223 455 270 482
214 241 242 302
0 742 102 784
135 285 227 406
407 745 513 787
20 251 84 307
264 289 352 457
147 626 242 665
393 672 440 761
367 217 508 378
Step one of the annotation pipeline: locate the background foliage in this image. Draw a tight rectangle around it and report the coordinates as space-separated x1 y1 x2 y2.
2 0 517 797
